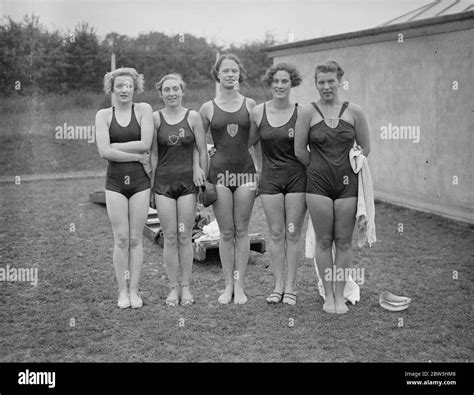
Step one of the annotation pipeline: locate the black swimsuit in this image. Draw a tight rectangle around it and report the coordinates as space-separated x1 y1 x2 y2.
306 101 358 200
105 104 150 199
258 103 306 195
208 98 256 193
153 109 198 200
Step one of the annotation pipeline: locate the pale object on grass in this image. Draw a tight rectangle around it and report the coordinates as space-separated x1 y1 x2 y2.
305 216 360 305
379 291 411 311
195 220 220 242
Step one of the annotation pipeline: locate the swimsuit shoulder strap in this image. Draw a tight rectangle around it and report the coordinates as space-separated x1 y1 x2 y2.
338 101 349 117
109 107 117 131
131 103 140 126
311 102 325 119
158 110 165 125
290 103 298 123
261 103 269 125
240 97 248 114
184 109 194 134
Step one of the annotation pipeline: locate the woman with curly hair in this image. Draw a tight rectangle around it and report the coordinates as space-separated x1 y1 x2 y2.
95 67 154 309
249 63 307 305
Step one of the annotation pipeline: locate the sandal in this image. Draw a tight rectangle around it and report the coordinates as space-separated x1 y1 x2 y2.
266 292 283 304
180 284 194 306
166 285 180 308
282 292 297 306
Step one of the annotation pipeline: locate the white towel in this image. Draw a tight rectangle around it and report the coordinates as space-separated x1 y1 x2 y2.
349 144 376 247
195 220 220 242
305 216 360 305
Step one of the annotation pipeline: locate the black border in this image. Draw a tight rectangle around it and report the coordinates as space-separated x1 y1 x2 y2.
1 362 472 394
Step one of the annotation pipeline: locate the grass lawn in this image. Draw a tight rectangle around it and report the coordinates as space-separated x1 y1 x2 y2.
0 177 472 362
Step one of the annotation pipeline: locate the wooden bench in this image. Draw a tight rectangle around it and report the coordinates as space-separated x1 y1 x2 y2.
89 190 266 262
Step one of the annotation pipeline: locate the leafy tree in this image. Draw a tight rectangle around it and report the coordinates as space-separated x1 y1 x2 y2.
63 23 106 91
1 15 275 95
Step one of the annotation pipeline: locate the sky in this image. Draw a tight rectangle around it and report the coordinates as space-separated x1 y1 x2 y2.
3 0 434 46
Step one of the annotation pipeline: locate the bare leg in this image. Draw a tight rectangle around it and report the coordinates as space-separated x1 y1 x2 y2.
128 189 150 307
176 194 197 305
212 186 235 304
284 193 307 296
232 185 256 304
156 194 180 306
333 197 357 314
105 190 130 308
306 193 336 313
261 194 285 297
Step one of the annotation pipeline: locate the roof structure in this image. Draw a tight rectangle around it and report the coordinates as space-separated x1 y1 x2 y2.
379 0 473 26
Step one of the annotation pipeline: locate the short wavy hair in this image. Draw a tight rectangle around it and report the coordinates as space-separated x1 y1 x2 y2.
211 53 247 83
103 67 144 94
314 60 344 82
156 73 186 92
263 63 302 87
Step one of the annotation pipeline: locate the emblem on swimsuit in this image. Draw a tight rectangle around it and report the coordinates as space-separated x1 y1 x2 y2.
288 128 294 138
168 135 180 145
227 124 238 137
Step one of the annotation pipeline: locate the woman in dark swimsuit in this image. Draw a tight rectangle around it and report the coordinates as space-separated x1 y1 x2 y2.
199 54 257 304
295 60 370 314
249 63 306 305
95 67 154 309
151 74 207 307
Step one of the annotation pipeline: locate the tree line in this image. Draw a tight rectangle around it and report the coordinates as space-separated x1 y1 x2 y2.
1 15 275 96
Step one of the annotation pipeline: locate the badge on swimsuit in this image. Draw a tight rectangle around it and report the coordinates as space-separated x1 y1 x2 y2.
168 135 180 145
227 124 239 137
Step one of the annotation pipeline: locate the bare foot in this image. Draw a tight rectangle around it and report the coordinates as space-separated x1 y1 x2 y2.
335 297 349 314
118 290 130 309
166 287 180 307
181 285 194 306
129 290 143 308
233 284 248 304
218 285 233 304
323 294 336 313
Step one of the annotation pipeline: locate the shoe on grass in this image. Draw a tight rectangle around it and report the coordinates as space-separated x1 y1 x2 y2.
282 292 297 306
266 292 283 304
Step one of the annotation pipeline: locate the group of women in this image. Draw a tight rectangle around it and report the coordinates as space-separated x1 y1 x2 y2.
95 54 370 314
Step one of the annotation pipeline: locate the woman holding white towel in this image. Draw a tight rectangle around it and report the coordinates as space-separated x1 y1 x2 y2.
295 60 370 314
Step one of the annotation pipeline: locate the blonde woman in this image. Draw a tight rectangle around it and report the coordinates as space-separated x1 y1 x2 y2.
95 67 154 309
